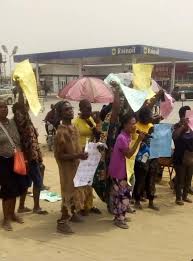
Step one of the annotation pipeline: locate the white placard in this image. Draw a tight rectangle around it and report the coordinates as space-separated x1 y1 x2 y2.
73 142 102 187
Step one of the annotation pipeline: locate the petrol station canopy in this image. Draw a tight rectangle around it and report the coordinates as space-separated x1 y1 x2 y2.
14 44 193 66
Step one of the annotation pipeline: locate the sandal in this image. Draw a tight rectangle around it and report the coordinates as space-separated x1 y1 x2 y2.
148 204 160 211
18 207 32 213
114 219 129 229
140 197 147 202
79 210 89 216
33 208 48 215
2 220 13 231
70 214 84 223
124 217 131 223
12 215 24 224
41 185 50 191
90 207 102 214
57 219 74 234
176 200 184 206
127 206 136 214
134 202 143 210
183 198 192 203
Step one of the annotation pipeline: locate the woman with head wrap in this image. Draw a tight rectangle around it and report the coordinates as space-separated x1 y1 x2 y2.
73 99 101 215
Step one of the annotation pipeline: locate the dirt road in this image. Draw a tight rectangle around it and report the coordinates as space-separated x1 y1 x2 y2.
0 149 193 261
1 98 192 261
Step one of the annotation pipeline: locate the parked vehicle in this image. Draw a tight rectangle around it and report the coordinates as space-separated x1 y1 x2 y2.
171 86 193 101
0 88 14 105
0 84 14 90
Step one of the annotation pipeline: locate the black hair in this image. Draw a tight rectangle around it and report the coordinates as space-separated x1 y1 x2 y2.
79 99 90 109
138 107 152 124
179 106 191 119
54 100 70 120
120 112 136 130
100 103 112 121
12 103 23 113
12 101 30 114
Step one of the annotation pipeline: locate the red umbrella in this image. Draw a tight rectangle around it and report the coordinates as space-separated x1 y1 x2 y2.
58 77 113 103
58 79 78 97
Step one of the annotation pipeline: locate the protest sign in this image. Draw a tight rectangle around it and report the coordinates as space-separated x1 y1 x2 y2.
150 123 172 159
160 92 174 119
13 59 41 116
120 84 147 112
104 73 147 112
74 142 101 187
133 64 155 99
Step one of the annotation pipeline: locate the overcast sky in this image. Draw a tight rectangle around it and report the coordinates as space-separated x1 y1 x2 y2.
0 0 193 55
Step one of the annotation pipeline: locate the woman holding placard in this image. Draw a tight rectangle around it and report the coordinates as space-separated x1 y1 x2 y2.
74 99 101 215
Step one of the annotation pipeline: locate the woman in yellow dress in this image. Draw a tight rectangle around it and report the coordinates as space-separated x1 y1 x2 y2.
73 99 101 215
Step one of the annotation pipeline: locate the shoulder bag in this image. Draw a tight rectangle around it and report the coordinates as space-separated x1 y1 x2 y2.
0 122 27 175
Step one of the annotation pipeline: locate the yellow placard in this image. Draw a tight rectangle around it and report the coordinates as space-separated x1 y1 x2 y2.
133 64 155 99
13 60 41 116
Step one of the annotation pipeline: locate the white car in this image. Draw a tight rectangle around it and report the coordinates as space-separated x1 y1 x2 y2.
0 88 14 105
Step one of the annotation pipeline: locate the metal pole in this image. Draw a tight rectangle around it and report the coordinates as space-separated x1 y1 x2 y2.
3 62 6 79
132 56 137 64
121 63 125 72
9 55 12 85
78 60 83 77
170 62 176 94
35 62 40 87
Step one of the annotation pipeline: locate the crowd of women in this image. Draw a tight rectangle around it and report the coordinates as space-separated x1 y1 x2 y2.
0 81 193 233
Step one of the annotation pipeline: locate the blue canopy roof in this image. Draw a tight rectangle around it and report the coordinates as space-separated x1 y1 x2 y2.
14 45 193 65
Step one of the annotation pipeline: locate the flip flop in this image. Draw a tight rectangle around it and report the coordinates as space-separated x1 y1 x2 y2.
90 207 102 214
57 220 74 234
12 215 24 224
33 209 48 215
18 207 32 213
2 221 13 231
41 185 50 191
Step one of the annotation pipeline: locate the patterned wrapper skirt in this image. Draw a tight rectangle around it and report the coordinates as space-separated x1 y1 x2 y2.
109 178 131 221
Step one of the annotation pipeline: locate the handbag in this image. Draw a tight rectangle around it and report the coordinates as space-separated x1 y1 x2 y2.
0 122 27 175
182 150 193 166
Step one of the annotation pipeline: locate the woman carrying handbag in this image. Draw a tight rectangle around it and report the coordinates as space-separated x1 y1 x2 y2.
0 100 27 231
